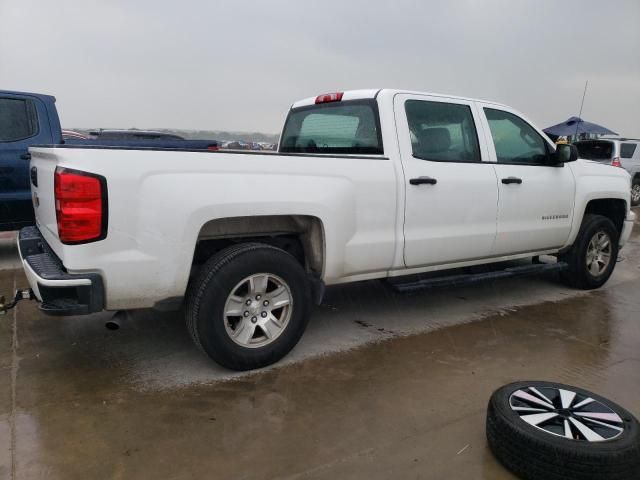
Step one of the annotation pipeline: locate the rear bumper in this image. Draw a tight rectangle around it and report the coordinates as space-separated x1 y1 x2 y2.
620 210 636 247
18 226 104 315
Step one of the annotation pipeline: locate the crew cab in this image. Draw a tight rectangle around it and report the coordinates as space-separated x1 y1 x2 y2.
0 90 218 231
9 89 636 370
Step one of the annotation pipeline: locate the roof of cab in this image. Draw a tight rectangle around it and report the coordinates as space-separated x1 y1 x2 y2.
291 88 507 109
0 90 57 104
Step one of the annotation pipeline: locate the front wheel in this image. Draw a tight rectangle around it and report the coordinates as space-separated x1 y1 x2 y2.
186 243 312 370
560 214 619 290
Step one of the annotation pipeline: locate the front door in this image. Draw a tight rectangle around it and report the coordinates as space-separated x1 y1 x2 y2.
478 104 575 255
395 94 498 268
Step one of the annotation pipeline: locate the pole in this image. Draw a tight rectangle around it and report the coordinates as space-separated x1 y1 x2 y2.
575 80 588 141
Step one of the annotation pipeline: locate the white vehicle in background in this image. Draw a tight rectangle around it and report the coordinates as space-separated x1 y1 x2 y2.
7 89 636 370
575 137 640 206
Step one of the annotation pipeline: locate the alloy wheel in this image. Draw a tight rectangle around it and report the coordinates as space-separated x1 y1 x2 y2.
509 385 624 442
223 273 293 348
585 231 612 277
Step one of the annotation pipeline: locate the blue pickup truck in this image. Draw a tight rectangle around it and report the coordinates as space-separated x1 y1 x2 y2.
0 90 218 232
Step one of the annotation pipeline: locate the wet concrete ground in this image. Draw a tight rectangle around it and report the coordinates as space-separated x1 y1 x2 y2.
0 218 639 479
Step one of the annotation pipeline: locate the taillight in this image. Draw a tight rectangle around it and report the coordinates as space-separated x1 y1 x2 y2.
315 92 344 104
54 168 107 244
611 157 622 168
207 144 219 151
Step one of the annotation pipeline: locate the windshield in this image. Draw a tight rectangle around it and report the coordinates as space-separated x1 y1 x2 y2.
574 140 614 160
279 99 383 155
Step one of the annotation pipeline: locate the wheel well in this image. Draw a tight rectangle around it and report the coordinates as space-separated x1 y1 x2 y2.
584 199 626 234
191 215 324 276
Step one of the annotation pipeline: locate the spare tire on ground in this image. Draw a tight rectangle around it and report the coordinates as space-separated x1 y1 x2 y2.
486 381 640 480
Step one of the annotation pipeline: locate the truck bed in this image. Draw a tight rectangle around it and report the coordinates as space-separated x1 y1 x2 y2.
28 143 398 310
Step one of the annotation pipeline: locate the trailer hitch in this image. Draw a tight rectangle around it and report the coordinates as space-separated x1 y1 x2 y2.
0 289 35 315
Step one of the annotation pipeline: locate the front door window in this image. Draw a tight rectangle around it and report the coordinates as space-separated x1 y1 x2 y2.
484 108 549 165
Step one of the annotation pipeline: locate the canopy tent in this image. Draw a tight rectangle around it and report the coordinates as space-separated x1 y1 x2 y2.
543 117 617 137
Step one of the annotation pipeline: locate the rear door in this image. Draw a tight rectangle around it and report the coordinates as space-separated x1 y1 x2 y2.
395 94 498 267
0 94 52 230
478 104 575 255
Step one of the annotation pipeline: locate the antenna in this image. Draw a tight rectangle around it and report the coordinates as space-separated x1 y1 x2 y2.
575 80 588 140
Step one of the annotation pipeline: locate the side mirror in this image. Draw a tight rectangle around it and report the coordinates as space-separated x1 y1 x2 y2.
553 144 578 164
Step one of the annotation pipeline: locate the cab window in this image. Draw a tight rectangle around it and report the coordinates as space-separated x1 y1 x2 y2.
0 98 38 142
280 100 383 155
484 108 549 165
405 100 480 162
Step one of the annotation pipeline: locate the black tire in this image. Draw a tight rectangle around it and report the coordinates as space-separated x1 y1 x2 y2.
631 178 640 207
560 214 619 290
185 242 312 371
487 381 640 480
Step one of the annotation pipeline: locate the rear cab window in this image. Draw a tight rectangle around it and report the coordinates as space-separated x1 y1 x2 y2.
574 140 614 161
280 100 383 155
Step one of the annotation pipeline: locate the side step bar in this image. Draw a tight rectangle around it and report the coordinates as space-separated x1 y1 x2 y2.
389 262 569 293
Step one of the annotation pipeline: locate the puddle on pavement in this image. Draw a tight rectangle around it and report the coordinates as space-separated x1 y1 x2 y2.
4 274 639 479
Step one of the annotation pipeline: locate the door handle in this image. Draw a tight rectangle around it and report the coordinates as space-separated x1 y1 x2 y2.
20 153 31 160
410 176 437 186
501 177 522 185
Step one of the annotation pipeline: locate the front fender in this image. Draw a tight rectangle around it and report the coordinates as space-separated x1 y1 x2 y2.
565 161 631 247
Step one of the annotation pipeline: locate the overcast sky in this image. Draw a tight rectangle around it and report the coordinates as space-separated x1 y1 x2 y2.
1 0 639 136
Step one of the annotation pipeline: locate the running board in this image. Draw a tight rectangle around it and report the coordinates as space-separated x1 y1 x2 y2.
389 262 569 293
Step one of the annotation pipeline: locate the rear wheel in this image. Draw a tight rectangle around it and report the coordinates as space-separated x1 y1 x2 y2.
560 214 619 290
186 243 312 370
631 178 640 207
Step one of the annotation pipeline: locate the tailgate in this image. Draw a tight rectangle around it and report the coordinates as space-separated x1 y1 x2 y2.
28 147 62 247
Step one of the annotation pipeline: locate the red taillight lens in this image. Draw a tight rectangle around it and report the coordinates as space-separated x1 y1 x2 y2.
611 157 622 168
207 144 219 151
54 168 106 244
315 92 344 104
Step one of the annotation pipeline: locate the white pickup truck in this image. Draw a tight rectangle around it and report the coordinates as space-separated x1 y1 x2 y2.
10 89 636 370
